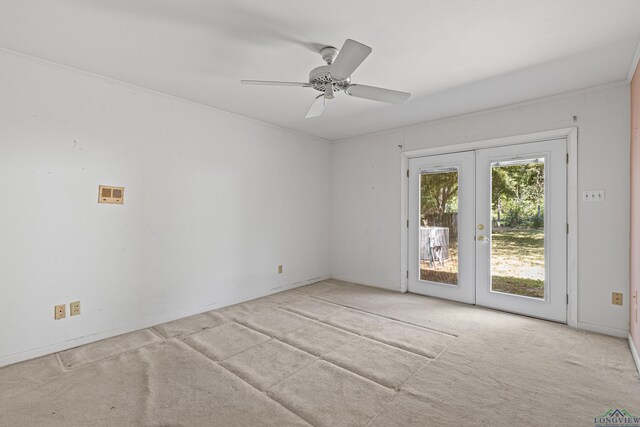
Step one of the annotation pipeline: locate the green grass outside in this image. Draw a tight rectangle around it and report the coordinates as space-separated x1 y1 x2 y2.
421 229 545 298
491 229 544 298
491 275 544 298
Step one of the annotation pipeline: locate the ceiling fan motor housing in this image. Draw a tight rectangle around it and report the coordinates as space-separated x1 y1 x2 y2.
309 65 350 93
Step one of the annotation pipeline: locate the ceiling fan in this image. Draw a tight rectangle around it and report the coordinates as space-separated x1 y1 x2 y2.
241 39 411 118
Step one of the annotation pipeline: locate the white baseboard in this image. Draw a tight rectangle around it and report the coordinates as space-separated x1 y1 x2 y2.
331 279 631 340
629 334 640 375
0 274 329 368
577 321 629 338
329 275 402 292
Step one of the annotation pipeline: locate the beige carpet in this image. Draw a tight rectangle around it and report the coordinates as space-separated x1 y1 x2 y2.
1 280 639 426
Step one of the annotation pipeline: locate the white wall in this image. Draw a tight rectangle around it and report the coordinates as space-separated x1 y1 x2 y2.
0 49 331 366
331 83 631 336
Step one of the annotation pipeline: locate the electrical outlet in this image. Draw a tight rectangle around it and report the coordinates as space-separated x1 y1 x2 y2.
54 304 66 320
70 301 81 316
582 190 605 202
611 292 623 306
278 265 283 274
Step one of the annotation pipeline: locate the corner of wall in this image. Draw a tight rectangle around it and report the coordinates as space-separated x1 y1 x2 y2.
629 59 640 356
629 333 640 375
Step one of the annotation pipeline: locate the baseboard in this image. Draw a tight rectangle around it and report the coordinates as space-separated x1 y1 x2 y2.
577 321 629 338
0 274 330 368
328 279 631 340
629 334 640 375
329 276 402 292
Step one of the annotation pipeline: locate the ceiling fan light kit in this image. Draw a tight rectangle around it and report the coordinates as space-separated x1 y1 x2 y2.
241 39 411 118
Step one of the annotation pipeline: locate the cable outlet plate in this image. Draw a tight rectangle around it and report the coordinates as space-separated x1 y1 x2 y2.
54 304 66 320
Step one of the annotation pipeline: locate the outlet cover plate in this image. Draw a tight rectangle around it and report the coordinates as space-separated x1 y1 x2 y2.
612 292 623 306
70 301 81 316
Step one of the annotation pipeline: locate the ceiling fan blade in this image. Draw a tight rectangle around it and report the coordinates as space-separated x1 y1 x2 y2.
241 80 311 87
305 95 326 119
330 39 372 81
345 84 411 104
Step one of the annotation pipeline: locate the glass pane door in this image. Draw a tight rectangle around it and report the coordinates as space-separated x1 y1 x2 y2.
420 168 459 286
490 158 545 299
408 151 475 304
475 140 566 322
408 139 567 323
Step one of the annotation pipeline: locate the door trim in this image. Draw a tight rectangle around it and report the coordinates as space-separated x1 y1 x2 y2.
400 127 578 328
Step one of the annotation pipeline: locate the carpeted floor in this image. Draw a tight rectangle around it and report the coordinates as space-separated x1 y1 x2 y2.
1 279 639 426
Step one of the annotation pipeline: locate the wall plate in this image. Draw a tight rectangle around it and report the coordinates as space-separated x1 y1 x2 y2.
98 185 125 204
70 301 81 316
54 304 66 320
612 292 623 306
582 189 605 202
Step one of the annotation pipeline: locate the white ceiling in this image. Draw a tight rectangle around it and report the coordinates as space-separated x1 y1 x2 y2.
1 0 639 140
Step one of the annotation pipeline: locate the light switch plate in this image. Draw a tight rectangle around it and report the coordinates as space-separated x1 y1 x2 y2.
582 190 605 202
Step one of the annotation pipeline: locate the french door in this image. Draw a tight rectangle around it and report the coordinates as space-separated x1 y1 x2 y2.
408 139 567 323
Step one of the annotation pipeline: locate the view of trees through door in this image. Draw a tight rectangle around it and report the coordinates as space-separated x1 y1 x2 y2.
419 160 545 298
419 169 459 285
490 159 545 298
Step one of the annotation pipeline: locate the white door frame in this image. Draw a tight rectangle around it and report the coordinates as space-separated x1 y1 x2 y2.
400 127 578 328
